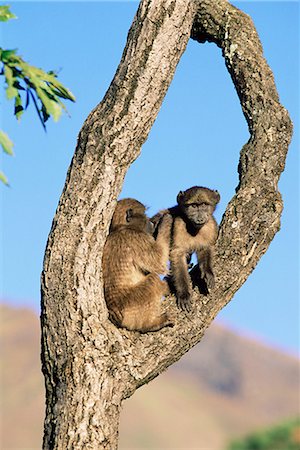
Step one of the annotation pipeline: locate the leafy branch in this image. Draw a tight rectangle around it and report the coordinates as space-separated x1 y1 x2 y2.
0 4 16 22
0 5 76 185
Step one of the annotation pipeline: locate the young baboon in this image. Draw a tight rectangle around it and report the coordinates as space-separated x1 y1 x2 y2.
102 198 174 332
152 186 220 312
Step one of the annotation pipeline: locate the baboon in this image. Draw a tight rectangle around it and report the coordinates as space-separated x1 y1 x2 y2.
152 186 220 312
102 198 174 332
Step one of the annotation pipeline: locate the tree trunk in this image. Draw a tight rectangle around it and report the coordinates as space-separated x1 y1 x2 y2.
41 0 293 448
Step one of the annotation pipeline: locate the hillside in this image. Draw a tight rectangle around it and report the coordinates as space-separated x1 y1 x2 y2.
0 303 299 449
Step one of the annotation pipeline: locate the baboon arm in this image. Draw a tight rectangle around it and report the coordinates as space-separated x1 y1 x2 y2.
135 250 167 275
134 211 173 274
133 223 170 275
170 248 192 311
151 209 170 227
154 213 172 268
136 213 172 274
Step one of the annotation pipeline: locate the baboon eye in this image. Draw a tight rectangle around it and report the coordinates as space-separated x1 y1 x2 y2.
126 208 133 222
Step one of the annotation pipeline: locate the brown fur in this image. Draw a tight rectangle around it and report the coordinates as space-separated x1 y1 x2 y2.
102 198 173 332
152 187 220 312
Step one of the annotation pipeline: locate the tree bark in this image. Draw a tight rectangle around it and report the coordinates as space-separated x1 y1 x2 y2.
41 0 293 448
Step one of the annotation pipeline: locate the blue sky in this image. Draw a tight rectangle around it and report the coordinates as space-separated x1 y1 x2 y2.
0 1 299 354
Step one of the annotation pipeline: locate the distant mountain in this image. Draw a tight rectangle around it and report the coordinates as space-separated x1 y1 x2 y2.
120 321 300 449
1 303 299 449
1 303 45 450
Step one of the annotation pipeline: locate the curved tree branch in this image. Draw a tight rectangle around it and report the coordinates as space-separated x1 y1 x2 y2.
41 0 293 448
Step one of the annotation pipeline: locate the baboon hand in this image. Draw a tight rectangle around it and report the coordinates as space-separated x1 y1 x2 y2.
177 294 192 313
161 212 172 226
151 212 164 225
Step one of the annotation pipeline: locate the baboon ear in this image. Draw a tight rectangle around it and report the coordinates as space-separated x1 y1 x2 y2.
126 208 133 222
214 190 221 203
177 191 184 204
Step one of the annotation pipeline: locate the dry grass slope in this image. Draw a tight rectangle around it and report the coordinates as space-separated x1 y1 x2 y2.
0 303 299 449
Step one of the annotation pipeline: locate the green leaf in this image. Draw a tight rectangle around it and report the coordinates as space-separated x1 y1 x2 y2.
0 130 14 155
0 48 18 62
35 86 61 121
47 76 76 102
19 62 76 102
0 170 9 186
0 47 76 129
14 93 24 119
0 6 17 22
41 103 50 123
4 65 18 99
28 90 47 130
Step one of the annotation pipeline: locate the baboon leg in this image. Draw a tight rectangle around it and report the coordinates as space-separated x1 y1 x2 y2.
121 274 173 332
196 247 215 291
140 312 174 333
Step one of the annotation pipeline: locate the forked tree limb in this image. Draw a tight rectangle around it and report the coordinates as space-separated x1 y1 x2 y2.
41 0 293 448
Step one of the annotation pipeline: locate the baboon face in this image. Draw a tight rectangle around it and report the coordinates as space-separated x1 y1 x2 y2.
110 198 153 233
177 186 220 228
182 202 214 226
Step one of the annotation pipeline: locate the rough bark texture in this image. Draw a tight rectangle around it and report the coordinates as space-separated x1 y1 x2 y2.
41 0 293 449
